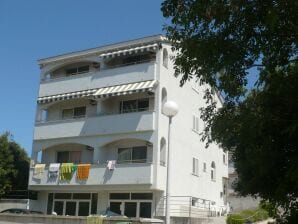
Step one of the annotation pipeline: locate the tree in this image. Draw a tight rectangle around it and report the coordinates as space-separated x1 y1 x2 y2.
161 0 298 223
0 133 30 196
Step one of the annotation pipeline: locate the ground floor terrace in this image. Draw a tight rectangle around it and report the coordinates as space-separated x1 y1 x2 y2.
29 190 216 219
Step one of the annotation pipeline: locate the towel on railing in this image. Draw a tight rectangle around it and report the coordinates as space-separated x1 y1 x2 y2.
77 164 91 180
87 216 103 224
33 164 46 179
107 160 116 170
60 163 74 181
48 163 60 179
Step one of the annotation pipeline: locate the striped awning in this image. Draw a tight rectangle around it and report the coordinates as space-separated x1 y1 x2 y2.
37 89 97 104
100 43 159 59
37 80 157 104
94 80 157 99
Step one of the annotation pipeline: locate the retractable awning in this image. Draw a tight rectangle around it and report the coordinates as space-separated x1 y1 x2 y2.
94 80 157 99
37 89 97 104
37 80 157 104
100 43 159 59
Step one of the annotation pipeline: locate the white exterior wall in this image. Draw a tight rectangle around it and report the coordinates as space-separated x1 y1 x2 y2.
30 35 228 215
155 44 228 209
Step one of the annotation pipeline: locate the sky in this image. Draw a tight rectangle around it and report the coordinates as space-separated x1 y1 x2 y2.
0 0 164 155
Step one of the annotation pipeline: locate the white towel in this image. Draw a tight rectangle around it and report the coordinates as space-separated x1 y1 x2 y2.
33 164 46 179
107 160 116 170
49 163 60 178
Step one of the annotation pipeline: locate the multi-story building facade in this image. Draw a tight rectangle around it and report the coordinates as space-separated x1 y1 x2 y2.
28 35 228 218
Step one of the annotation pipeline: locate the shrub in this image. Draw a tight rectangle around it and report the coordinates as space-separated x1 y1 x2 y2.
226 208 269 224
226 214 244 224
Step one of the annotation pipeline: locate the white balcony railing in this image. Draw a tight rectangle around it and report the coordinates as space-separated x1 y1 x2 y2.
34 111 155 140
29 162 153 188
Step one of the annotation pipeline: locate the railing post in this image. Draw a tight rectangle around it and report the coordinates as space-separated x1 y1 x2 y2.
189 197 192 224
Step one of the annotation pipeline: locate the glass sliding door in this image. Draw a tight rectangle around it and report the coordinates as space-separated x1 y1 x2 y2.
65 201 76 216
53 201 64 215
78 201 90 216
140 202 151 218
124 202 137 218
110 202 122 215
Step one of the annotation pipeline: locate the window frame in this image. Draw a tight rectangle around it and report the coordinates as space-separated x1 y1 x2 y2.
66 65 90 76
192 114 199 133
62 106 86 119
117 146 148 163
119 98 149 114
192 158 199 176
56 151 82 164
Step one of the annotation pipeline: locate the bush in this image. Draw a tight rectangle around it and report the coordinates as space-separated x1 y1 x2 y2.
226 214 244 224
226 208 269 224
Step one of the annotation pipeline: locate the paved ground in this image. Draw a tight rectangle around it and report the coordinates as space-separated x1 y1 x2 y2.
208 216 226 224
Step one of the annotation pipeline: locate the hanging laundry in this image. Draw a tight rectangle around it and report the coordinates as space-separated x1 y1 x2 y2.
107 160 116 170
87 216 104 224
60 163 74 181
77 164 91 180
33 164 46 179
48 163 60 179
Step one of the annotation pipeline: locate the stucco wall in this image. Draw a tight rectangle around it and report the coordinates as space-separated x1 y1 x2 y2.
155 44 228 209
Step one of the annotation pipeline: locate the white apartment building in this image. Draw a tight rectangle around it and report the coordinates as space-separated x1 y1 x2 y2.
28 35 228 218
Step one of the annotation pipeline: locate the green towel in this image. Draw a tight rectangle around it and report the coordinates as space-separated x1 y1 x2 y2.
59 163 74 181
87 216 103 224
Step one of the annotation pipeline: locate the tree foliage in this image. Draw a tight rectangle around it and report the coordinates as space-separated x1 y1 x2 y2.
161 0 298 223
0 133 29 196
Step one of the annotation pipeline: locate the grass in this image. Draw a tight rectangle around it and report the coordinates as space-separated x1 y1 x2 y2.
226 208 269 224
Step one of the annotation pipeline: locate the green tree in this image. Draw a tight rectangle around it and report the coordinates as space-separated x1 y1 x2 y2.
0 133 29 196
161 0 298 223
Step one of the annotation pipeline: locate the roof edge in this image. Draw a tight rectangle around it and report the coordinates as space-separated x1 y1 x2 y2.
38 34 168 65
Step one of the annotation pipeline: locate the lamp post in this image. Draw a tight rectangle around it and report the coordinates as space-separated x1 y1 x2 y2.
163 101 179 224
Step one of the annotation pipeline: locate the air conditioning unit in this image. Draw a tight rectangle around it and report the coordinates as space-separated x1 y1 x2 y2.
86 146 94 151
92 62 100 68
89 100 97 105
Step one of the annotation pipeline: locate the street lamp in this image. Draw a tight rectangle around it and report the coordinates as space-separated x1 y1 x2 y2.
163 101 179 224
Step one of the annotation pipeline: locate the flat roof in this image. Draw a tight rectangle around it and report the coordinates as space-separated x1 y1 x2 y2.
38 34 167 65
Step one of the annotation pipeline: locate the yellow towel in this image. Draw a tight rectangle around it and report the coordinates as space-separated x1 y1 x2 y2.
33 164 46 179
87 216 103 224
60 163 74 181
77 164 91 180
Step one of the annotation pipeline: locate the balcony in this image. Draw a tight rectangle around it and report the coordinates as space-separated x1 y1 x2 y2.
39 62 155 97
29 162 153 188
34 111 155 140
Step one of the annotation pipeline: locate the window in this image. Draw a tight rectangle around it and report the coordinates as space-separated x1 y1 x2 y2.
192 198 198 206
62 106 86 119
66 65 89 76
203 162 207 172
57 151 81 163
211 161 216 181
192 158 199 176
119 99 149 113
162 49 168 68
223 153 226 164
50 193 96 216
117 146 147 163
161 88 167 106
109 193 153 218
160 138 166 166
192 115 199 133
105 52 156 68
110 193 130 200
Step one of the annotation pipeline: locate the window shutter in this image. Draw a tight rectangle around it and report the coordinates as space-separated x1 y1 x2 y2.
192 115 196 130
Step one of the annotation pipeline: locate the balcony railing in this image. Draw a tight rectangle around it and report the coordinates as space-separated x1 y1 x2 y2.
34 111 155 140
29 162 153 188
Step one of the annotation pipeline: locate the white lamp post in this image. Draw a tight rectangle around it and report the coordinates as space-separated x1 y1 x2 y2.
163 101 179 224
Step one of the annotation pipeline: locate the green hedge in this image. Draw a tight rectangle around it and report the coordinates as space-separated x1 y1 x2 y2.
226 208 269 224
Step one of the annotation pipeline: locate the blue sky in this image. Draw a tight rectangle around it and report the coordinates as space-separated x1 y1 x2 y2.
0 0 164 155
